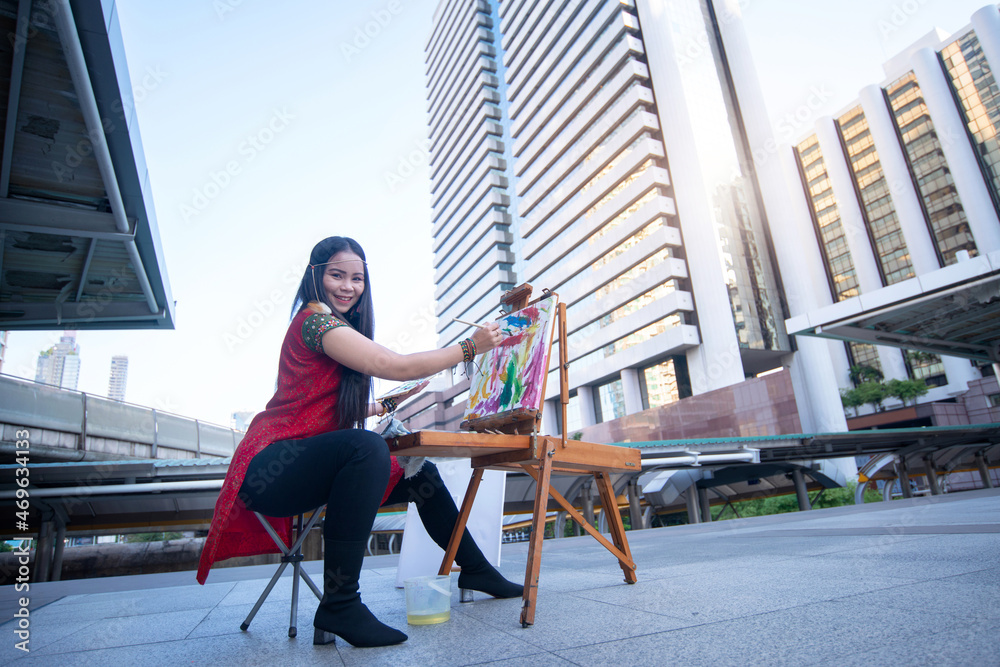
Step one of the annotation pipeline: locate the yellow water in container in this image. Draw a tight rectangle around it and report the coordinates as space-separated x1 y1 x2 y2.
404 574 451 626
407 609 451 625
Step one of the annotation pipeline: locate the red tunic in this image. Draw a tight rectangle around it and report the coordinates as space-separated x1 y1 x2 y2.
196 308 403 584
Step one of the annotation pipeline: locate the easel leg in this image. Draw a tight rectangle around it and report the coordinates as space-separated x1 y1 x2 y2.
594 471 637 584
521 441 555 627
438 467 484 576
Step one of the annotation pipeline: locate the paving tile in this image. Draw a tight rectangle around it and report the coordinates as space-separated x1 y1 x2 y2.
21 583 228 629
553 597 966 666
570 561 919 625
473 651 577 666
0 616 99 663
28 608 211 656
48 581 234 606
334 606 541 667
218 575 320 608
453 589 689 652
857 567 1000 619
188 598 309 639
5 630 343 667
3 490 996 666
831 617 1000 667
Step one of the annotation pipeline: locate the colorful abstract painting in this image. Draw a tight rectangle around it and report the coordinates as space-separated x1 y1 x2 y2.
463 295 558 422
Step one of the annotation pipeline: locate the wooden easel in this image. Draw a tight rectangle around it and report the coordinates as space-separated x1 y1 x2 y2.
389 284 639 626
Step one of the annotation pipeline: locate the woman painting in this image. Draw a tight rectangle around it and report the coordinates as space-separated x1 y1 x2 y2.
197 236 522 648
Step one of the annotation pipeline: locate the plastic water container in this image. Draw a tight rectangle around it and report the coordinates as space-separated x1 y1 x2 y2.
404 574 451 625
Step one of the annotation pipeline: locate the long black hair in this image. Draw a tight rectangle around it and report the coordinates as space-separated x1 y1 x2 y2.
291 236 374 430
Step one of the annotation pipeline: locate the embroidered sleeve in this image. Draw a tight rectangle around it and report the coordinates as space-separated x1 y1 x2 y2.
302 313 348 352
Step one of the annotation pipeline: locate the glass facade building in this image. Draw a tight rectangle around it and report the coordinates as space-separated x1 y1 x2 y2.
424 0 791 431
942 30 1000 216
783 7 1000 409
795 135 859 302
886 72 976 265
836 106 914 286
427 0 515 349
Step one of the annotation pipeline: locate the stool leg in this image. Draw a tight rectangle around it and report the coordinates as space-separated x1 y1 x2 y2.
241 561 289 631
288 513 305 638
289 559 301 638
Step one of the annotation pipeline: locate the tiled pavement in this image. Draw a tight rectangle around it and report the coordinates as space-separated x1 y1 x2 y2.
1 488 998 665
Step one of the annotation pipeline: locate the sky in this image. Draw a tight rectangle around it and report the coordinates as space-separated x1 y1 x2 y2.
1 0 993 427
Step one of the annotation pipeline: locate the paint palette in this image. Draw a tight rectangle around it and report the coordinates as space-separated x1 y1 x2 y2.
462 295 558 425
377 378 430 402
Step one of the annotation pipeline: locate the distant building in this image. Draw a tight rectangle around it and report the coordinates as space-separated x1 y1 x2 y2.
35 331 81 390
424 0 801 436
108 355 128 401
782 7 1000 415
231 410 256 432
411 1 1000 447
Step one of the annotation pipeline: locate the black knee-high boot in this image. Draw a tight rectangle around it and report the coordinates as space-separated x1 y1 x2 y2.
313 539 407 647
403 464 523 599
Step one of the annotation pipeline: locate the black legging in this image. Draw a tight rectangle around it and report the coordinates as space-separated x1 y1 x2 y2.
238 429 459 549
239 429 389 541
381 459 463 552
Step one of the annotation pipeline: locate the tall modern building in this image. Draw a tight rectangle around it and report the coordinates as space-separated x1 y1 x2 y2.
424 0 805 438
231 410 256 432
35 331 81 391
108 355 129 402
780 6 1000 421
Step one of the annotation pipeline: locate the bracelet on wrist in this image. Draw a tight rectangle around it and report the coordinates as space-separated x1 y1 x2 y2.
381 396 398 414
459 338 477 363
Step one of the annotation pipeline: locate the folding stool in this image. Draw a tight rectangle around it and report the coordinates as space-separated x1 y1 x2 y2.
240 507 324 638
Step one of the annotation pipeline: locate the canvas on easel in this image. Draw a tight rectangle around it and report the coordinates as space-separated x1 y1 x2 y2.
461 293 558 432
387 284 637 627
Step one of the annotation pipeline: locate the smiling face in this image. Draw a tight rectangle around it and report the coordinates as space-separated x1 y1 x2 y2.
321 250 366 315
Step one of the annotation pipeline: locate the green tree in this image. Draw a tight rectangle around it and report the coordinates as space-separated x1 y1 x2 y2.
906 350 937 365
885 378 929 406
854 381 888 412
840 387 863 416
849 364 883 387
124 532 183 543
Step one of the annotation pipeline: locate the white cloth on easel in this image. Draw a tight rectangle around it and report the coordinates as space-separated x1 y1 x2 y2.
395 459 507 588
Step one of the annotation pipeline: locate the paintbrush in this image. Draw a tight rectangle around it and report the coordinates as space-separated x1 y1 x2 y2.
452 317 489 329
453 317 511 335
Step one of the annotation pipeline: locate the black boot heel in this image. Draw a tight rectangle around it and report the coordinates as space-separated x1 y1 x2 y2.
457 566 524 599
460 588 475 603
313 627 337 646
315 539 408 648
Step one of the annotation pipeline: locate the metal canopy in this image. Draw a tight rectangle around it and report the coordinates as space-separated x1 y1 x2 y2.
0 0 174 330
788 255 1000 363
